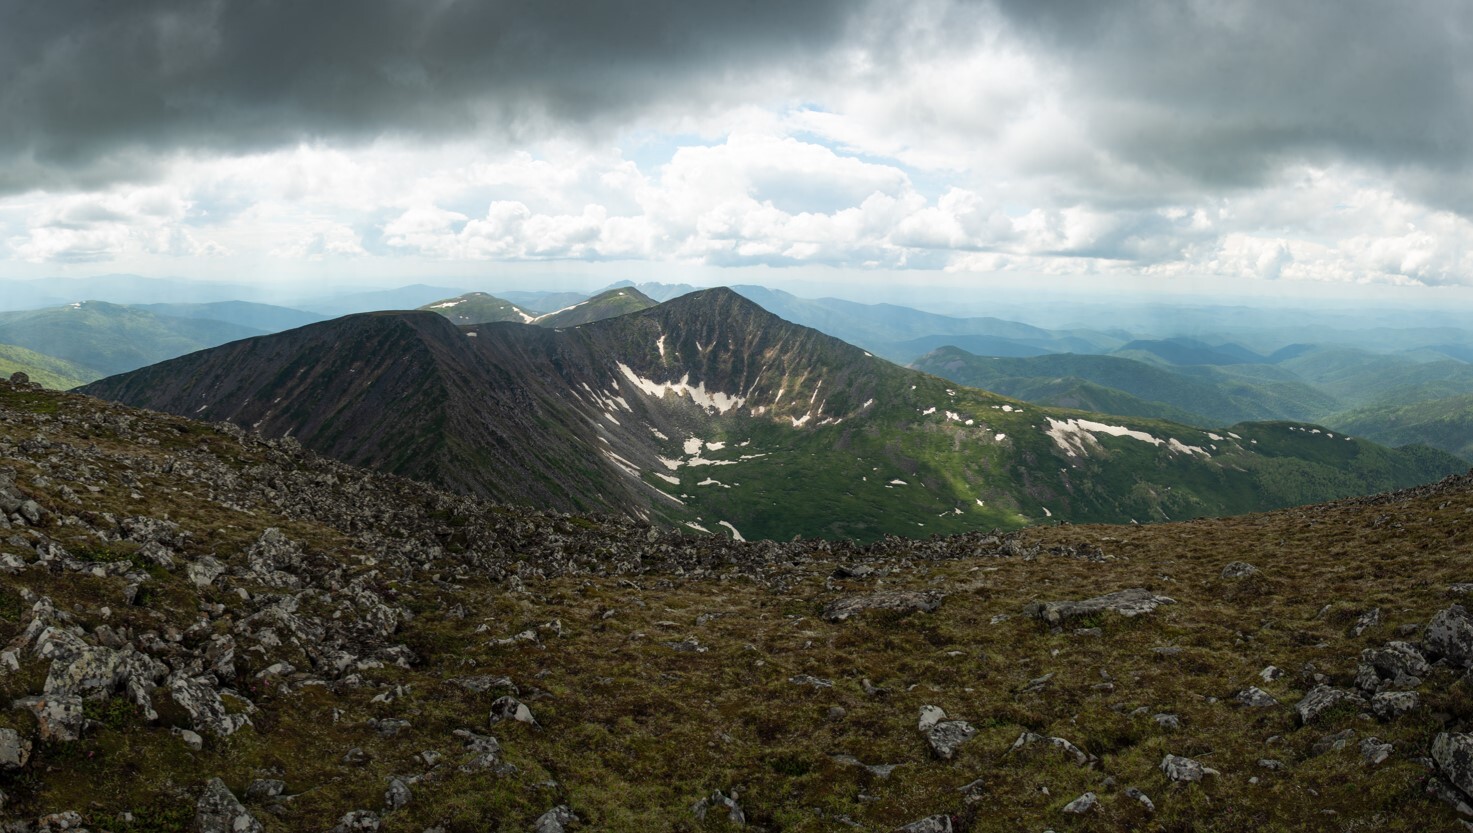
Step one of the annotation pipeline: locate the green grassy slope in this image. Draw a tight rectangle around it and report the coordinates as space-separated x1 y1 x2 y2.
1328 394 1473 462
0 343 100 389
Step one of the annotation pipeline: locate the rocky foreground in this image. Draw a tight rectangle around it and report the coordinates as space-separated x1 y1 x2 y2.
2 377 1473 831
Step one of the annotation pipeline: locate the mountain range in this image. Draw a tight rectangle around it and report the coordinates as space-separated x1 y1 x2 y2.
80 288 1463 541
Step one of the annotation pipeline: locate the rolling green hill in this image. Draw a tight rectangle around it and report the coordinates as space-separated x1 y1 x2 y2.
1328 394 1473 462
418 292 534 325
0 343 100 389
534 287 658 327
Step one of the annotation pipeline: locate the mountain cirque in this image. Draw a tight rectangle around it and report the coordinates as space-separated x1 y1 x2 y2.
80 288 1462 543
1 379 1473 830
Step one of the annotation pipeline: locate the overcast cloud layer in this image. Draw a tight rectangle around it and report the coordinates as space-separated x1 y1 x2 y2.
3 0 1472 292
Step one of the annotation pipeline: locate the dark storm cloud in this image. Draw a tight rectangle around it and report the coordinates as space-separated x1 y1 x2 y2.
991 0 1473 198
0 0 866 192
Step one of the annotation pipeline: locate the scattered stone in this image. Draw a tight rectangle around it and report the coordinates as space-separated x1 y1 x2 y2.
1125 787 1155 813
196 778 263 833
329 810 381 832
789 674 834 688
187 555 228 588
918 705 976 760
0 728 31 769
1294 685 1367 725
832 564 875 580
1313 729 1357 755
177 729 204 751
1356 641 1429 694
532 805 576 833
1221 561 1260 578
385 777 412 811
1062 792 1098 814
822 590 943 622
245 779 285 800
1153 713 1181 731
1351 607 1381 637
13 694 84 742
1235 686 1280 708
1025 588 1176 626
894 815 952 833
691 790 744 824
1160 754 1219 782
490 696 538 728
1361 737 1393 766
1006 732 1095 767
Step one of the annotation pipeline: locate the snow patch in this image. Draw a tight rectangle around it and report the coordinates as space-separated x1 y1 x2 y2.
684 437 703 455
862 398 875 409
685 522 712 534
1207 432 1225 441
994 433 1006 442
657 334 666 359
717 521 745 541
705 441 726 452
945 410 962 422
791 414 811 428
889 478 908 486
922 406 937 415
650 427 669 441
1045 417 1205 458
618 363 746 414
653 473 680 485
465 332 478 337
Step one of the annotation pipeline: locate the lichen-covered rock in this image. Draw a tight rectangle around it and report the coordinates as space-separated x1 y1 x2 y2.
1026 588 1176 626
1426 605 1473 668
13 694 84 742
1221 561 1259 578
0 727 31 769
384 777 411 811
1062 792 1098 814
1371 690 1420 720
918 706 975 760
895 814 953 832
169 676 251 737
822 591 943 622
196 778 263 833
187 555 227 588
489 696 538 727
1005 731 1095 766
532 805 576 833
1434 733 1473 809
1294 685 1366 725
329 810 381 832
692 790 744 825
1357 641 1429 693
1160 754 1218 782
1235 686 1280 708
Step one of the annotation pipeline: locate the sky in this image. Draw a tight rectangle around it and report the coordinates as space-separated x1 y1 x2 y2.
2 0 1473 303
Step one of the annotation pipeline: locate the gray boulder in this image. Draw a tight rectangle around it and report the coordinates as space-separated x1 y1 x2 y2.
169 676 252 737
1160 754 1219 782
1062 792 1098 814
385 777 411 811
894 815 952 833
0 727 31 769
918 706 976 760
1235 686 1280 708
1026 588 1176 626
329 810 381 832
1433 733 1473 808
1426 605 1473 668
196 778 263 833
532 805 576 833
822 591 943 622
1294 685 1366 725
691 790 744 824
12 694 84 742
1371 690 1420 720
489 696 538 728
1220 562 1259 579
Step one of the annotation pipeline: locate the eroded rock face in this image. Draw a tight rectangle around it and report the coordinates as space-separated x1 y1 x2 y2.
1025 588 1176 626
822 591 943 622
196 778 264 833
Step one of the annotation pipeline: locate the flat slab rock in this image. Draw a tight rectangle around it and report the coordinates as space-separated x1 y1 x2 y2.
822 590 944 622
1026 588 1177 626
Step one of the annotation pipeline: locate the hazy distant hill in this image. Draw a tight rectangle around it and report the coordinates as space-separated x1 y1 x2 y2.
297 284 470 317
133 300 326 333
0 301 261 376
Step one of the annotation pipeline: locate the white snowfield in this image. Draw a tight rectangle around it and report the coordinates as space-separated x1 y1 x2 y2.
618 363 747 414
718 521 745 541
1045 417 1209 458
